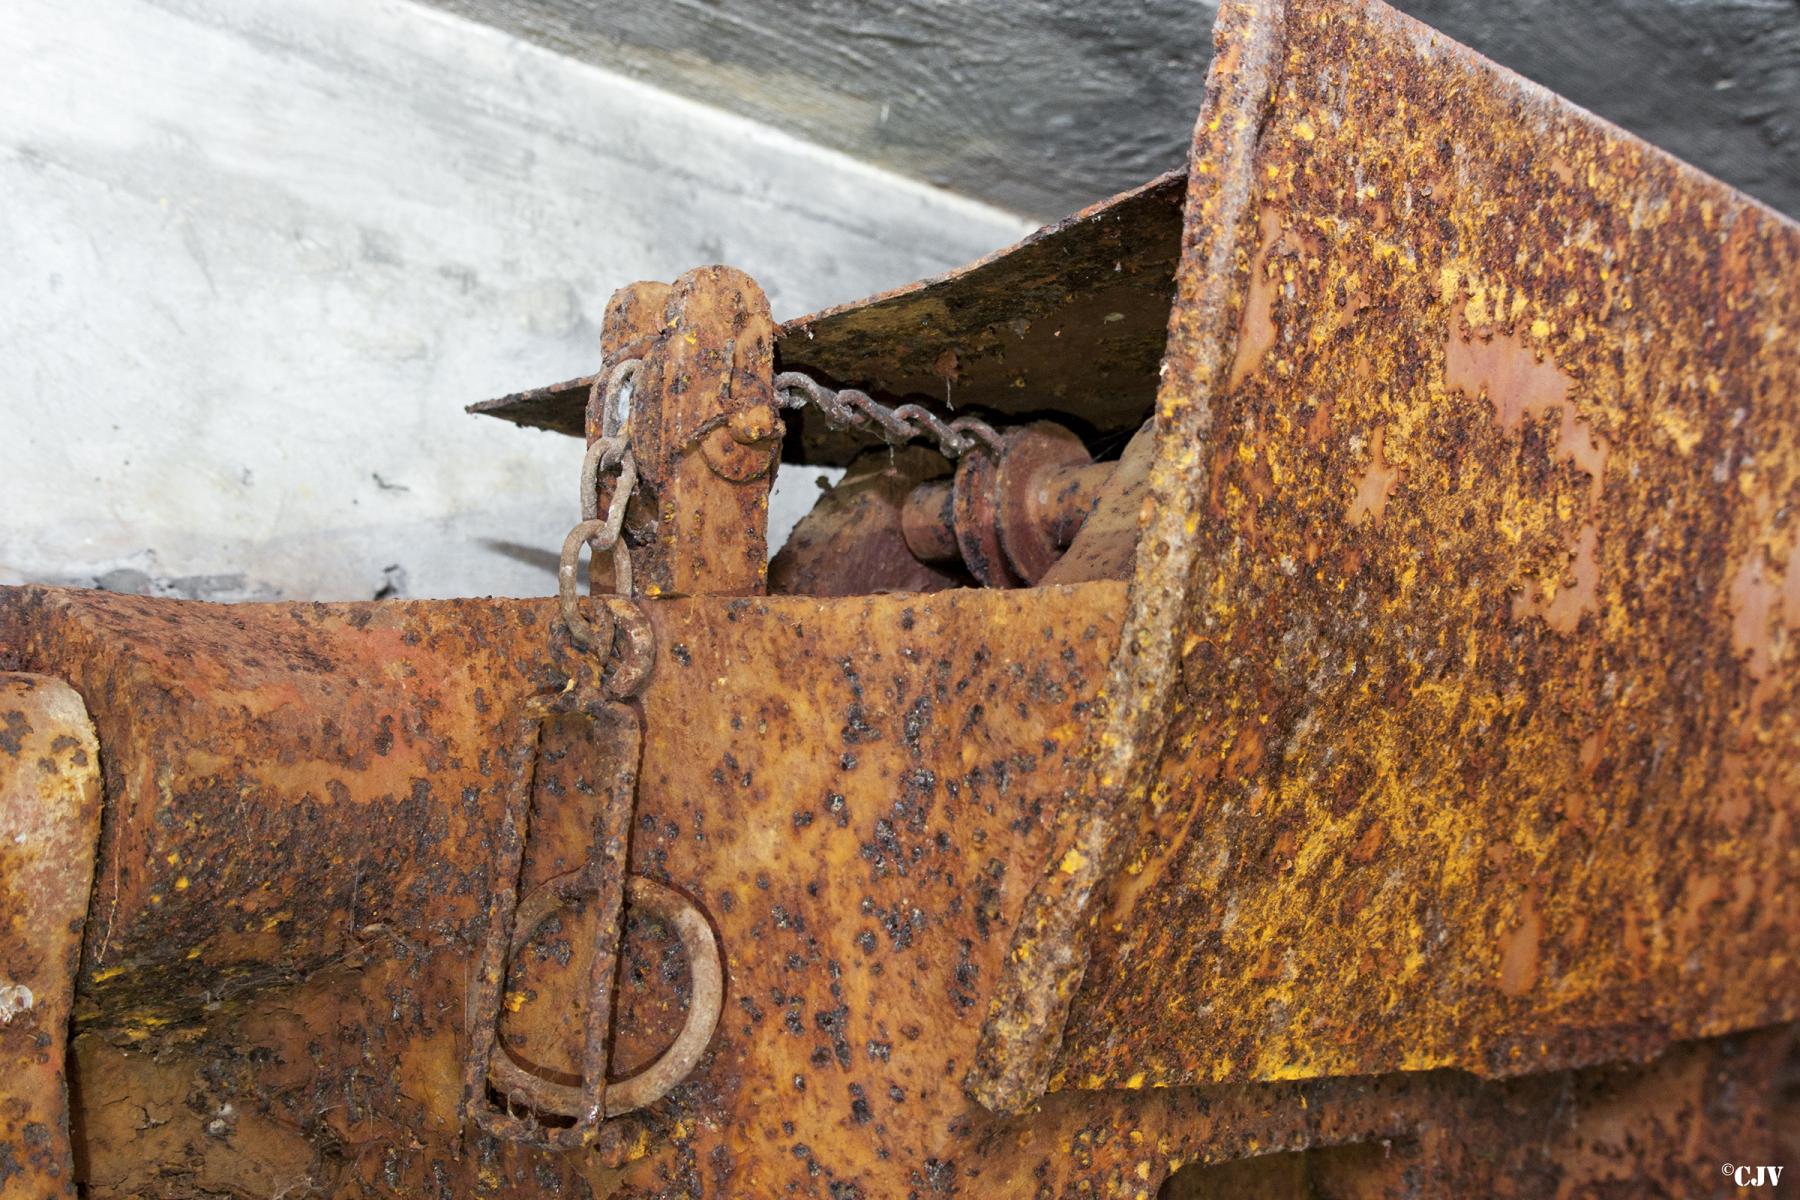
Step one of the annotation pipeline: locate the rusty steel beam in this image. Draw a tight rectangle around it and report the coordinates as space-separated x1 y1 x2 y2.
0 675 101 1199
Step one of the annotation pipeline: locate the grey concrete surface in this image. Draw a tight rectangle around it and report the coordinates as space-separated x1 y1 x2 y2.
0 0 1031 602
421 0 1800 220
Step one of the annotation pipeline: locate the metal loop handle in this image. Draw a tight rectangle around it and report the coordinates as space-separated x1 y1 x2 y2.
486 873 723 1120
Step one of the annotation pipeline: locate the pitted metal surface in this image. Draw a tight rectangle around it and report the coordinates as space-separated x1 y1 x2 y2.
5 0 1798 1192
977 0 1800 1113
1 583 1124 1194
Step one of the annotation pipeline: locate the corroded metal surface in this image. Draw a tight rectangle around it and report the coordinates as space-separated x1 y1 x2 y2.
1038 422 1156 587
13 0 1800 1190
972 0 1287 1113
771 447 968 596
926 421 1103 587
964 1025 1794 1198
980 0 1800 1112
614 267 783 597
464 694 645 1146
469 373 598 440
3 583 1122 1194
773 174 1178 455
0 675 101 1199
0 590 559 1022
468 172 1184 464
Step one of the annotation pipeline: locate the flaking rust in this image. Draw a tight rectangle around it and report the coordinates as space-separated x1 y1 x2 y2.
3 0 1798 1194
980 0 1800 1116
2 583 1130 1195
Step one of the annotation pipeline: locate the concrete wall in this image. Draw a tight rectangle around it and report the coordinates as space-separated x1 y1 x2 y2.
419 0 1800 221
0 0 1032 602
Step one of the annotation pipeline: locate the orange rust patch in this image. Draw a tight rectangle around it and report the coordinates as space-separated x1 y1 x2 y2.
1729 551 1781 679
1304 396 1334 448
1512 522 1601 634
1347 425 1403 526
1677 875 1724 947
1226 209 1286 392
1498 890 1542 998
1784 535 1800 627
1446 327 1610 633
932 347 961 388
1728 527 1800 685
1445 326 1609 501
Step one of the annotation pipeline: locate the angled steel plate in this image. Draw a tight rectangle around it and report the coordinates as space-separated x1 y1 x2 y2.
976 0 1800 1111
468 172 1185 463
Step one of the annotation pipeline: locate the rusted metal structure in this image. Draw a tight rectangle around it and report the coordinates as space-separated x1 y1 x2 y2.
3 0 1797 1194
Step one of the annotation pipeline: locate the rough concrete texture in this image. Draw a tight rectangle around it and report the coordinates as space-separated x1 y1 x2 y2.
420 0 1800 221
0 0 1030 602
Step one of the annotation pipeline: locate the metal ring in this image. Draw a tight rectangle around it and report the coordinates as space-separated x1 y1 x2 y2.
487 875 722 1119
558 519 616 651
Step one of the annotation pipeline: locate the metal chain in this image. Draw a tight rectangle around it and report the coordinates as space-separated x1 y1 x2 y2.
773 371 1003 459
591 357 642 440
471 351 681 1147
556 364 655 695
588 357 1001 460
482 347 996 1139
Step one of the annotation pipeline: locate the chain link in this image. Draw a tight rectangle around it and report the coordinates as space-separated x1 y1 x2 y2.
587 357 1001 460
773 371 1003 459
471 350 666 1145
556 362 654 693
590 357 643 440
557 436 635 656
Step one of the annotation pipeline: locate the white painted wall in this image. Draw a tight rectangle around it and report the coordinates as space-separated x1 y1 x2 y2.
0 0 1032 601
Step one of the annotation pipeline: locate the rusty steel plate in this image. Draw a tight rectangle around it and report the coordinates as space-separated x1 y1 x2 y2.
9 0 1800 1191
468 171 1185 464
467 373 598 442
3 583 1125 1194
975 0 1800 1113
